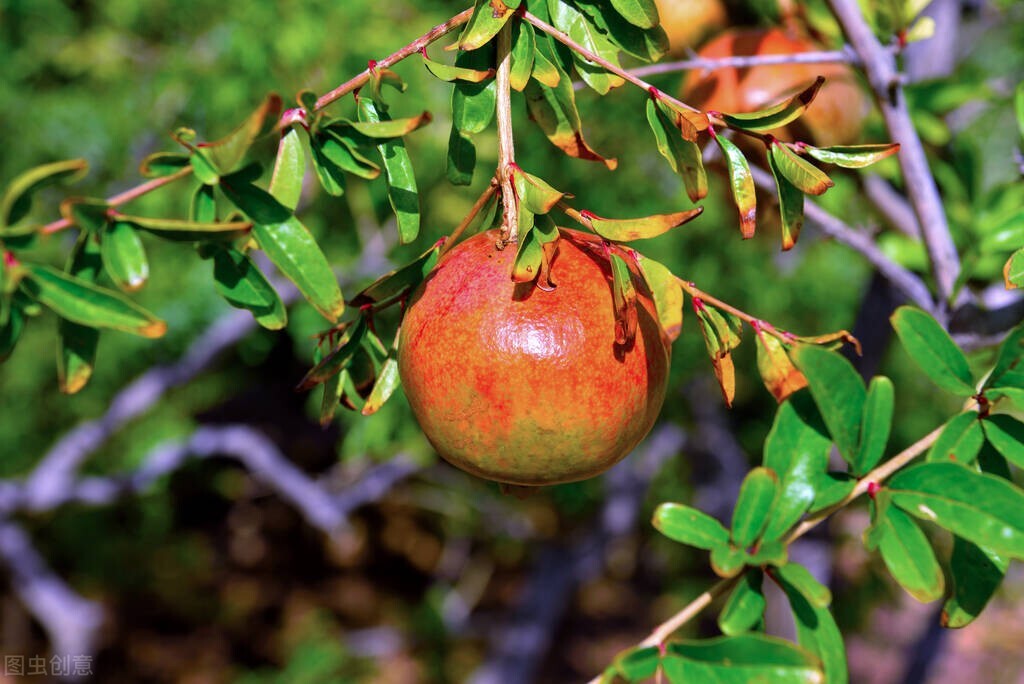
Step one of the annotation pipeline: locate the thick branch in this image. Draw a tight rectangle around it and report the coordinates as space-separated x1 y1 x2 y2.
495 21 518 244
315 7 474 111
828 0 960 310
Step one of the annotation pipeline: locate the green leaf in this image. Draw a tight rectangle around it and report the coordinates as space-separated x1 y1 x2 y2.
791 346 866 467
775 567 848 684
349 242 442 307
889 462 1024 558
319 365 345 427
710 544 748 578
269 127 306 212
549 0 625 95
253 217 343 321
646 100 706 203
982 414 1024 469
458 0 514 50
189 149 221 185
720 77 825 132
446 126 477 186
191 184 217 223
297 317 368 390
652 502 730 550
314 130 381 180
100 220 149 292
770 143 834 196
362 328 401 416
810 471 856 513
718 570 766 636
999 245 1024 288
772 562 832 608
878 503 945 602
694 299 743 406
942 536 1008 628
422 52 494 82
530 46 561 87
713 133 757 239
603 646 659 682
805 143 900 168
60 197 109 234
524 73 617 169
985 322 1024 391
927 411 984 463
761 393 831 540
21 264 166 338
210 247 287 330
122 215 250 242
509 22 536 91
57 234 101 393
662 634 824 684
334 111 434 140
854 376 894 476
609 0 658 28
452 47 498 135
582 208 703 242
731 467 779 548
891 306 975 396
609 253 638 345
1 159 88 231
513 167 564 214
766 146 805 250
309 134 348 195
0 305 24 363
358 98 421 244
634 253 682 342
139 152 190 178
201 94 282 175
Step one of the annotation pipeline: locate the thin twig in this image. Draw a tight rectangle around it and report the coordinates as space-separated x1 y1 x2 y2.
828 0 960 311
495 21 518 244
41 166 194 235
440 181 498 256
315 7 474 111
626 47 860 80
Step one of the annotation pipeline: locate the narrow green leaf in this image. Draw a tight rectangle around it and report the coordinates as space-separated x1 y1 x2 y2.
731 467 779 548
297 317 368 390
21 264 166 338
524 74 617 168
269 127 306 212
509 22 535 91
210 247 287 330
319 365 345 427
646 100 707 203
315 131 381 180
791 346 866 467
57 234 102 393
550 0 626 95
761 393 831 540
191 184 217 223
770 143 834 196
358 98 421 244
582 208 703 242
854 376 894 476
334 111 433 140
718 570 766 636
530 46 561 87
60 197 109 234
871 503 945 602
252 217 343 321
458 0 514 50
662 634 824 684
713 133 757 238
805 143 900 168
513 167 564 214
609 0 658 28
609 253 638 345
634 253 682 342
604 646 659 682
362 328 401 415
452 47 498 134
694 299 743 406
773 563 832 608
2 159 88 230
446 126 476 186
309 135 348 195
766 150 805 250
721 77 825 132
891 306 975 396
942 536 1008 628
139 152 190 178
189 149 221 185
101 220 149 292
422 52 494 82
122 215 250 242
889 461 1024 558
926 411 984 463
982 414 1024 469
775 568 848 684
710 544 748 578
652 502 730 550
202 94 282 174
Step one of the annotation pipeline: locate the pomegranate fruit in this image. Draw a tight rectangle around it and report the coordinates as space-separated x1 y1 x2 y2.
655 0 727 56
682 27 869 146
397 228 670 486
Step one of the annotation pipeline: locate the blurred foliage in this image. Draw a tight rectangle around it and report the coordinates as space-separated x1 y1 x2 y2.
0 0 1022 682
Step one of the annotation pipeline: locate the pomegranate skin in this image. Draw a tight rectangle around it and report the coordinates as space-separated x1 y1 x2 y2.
397 229 670 486
682 28 869 146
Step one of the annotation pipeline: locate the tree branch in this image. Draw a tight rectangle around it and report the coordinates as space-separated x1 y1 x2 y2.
827 0 961 311
495 21 518 244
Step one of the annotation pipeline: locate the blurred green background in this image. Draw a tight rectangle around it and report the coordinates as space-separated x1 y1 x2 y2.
1 0 1022 682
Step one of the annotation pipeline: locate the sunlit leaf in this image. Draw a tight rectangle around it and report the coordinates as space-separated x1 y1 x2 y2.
509 22 536 91
100 220 149 292
646 100 706 203
57 233 101 393
1 159 88 232
201 94 282 175
693 298 743 406
891 306 975 396
582 208 703 242
458 0 514 50
770 143 834 196
362 327 401 415
926 411 984 463
854 376 894 476
731 467 779 548
773 562 831 608
609 0 658 28
662 634 824 684
1004 248 1024 289
720 77 824 132
805 143 900 168
868 501 945 603
710 543 747 577
713 133 757 238
269 127 306 212
358 98 421 244
524 74 617 169
550 0 626 95
422 52 495 82
775 565 848 684
609 253 638 345
512 167 564 214
191 184 217 223
718 570 766 636
652 502 730 550
121 214 250 242
791 345 865 467
766 147 805 250
634 253 682 342
452 46 498 135
756 332 807 403
984 322 1024 391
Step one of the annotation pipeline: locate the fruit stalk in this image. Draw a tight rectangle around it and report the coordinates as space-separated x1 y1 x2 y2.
495 20 518 244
